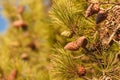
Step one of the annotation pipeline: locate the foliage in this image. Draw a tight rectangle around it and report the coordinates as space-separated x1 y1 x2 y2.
0 0 51 80
50 0 120 80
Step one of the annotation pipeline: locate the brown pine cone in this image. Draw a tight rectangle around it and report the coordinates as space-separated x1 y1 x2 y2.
77 66 86 76
13 20 28 31
76 36 88 48
8 69 17 80
64 36 88 51
21 53 29 60
27 41 38 51
93 4 100 12
64 41 79 51
96 9 107 24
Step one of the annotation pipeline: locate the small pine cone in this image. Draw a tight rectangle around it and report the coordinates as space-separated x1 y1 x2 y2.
21 23 28 31
96 9 107 24
64 41 79 51
93 4 100 13
27 41 38 51
17 5 25 14
64 36 88 51
8 69 17 80
77 66 86 76
13 20 26 28
85 3 100 17
21 53 29 60
13 20 28 31
76 36 88 48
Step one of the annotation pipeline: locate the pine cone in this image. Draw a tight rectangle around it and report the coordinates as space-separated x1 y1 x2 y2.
64 41 79 51
64 36 88 51
21 53 29 60
76 36 88 48
77 66 86 76
13 20 28 31
27 41 38 51
93 4 100 13
8 69 17 80
96 9 107 24
85 3 100 17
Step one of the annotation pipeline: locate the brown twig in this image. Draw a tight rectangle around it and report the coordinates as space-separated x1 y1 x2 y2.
88 2 120 5
100 2 120 5
107 24 120 45
106 4 116 12
72 54 85 59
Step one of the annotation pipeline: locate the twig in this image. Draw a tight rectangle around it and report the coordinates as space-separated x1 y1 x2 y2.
88 2 120 5
72 54 85 59
107 24 120 45
100 2 120 5
106 4 116 12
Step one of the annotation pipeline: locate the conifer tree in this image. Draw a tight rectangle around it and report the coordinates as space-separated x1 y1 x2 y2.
1 0 120 80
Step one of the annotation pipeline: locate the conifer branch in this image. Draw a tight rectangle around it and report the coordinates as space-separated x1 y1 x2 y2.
87 1 120 5
50 0 120 79
51 48 78 80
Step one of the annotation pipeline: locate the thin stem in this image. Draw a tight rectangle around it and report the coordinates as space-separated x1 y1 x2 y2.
88 2 120 5
72 54 85 60
107 24 120 45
